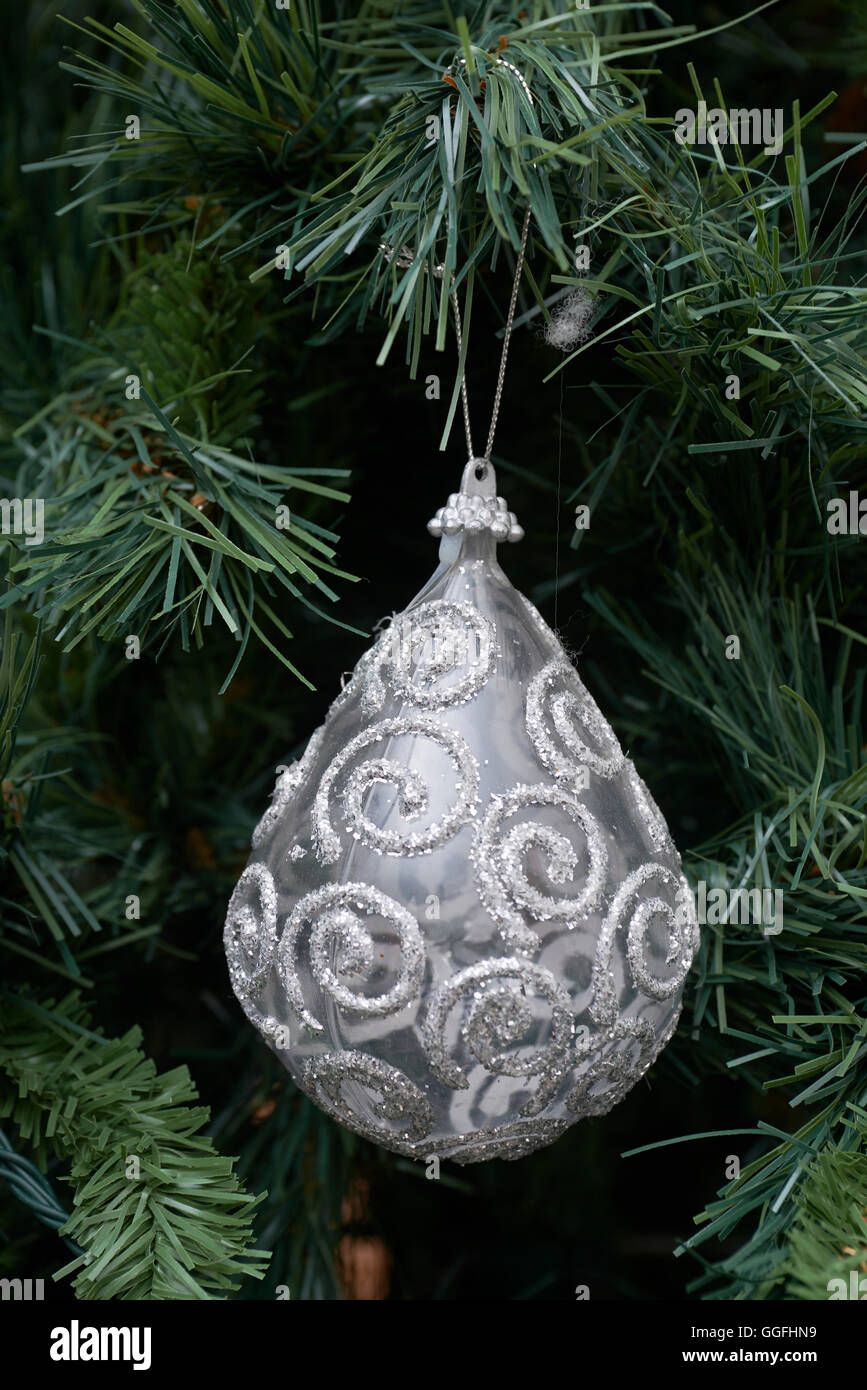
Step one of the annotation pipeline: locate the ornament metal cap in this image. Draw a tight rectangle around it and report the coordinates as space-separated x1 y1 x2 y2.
427 458 524 544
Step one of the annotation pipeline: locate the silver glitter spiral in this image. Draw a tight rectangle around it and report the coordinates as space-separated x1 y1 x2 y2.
312 714 479 863
526 659 625 782
422 956 574 1115
361 599 498 713
592 862 698 1027
223 863 279 1025
472 782 608 953
565 1018 661 1118
252 728 324 850
624 761 676 857
301 1051 434 1145
278 883 425 1034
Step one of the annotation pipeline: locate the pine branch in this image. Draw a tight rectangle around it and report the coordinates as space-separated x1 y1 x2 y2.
587 536 867 1299
0 615 154 986
8 236 362 681
0 992 270 1299
209 1045 354 1301
34 1 867 469
783 1106 867 1300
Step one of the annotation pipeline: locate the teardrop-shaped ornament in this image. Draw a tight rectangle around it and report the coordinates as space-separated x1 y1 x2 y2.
224 459 699 1164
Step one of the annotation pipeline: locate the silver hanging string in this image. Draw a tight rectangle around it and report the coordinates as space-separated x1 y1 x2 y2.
450 204 532 466
450 284 475 462
483 203 532 464
445 52 534 467
382 53 534 469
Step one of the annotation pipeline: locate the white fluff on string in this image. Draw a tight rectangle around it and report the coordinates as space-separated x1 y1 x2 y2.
542 290 595 351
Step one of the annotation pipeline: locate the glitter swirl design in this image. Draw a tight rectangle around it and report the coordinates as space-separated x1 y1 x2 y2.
564 1018 662 1118
422 957 574 1115
223 863 278 1022
361 599 497 713
592 862 698 1024
560 866 696 1120
312 714 479 863
472 783 608 953
301 1051 434 1145
416 1117 571 1164
624 761 675 857
277 883 425 1034
526 659 625 781
252 728 324 850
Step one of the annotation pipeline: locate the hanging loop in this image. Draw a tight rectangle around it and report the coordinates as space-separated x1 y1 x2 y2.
461 457 497 499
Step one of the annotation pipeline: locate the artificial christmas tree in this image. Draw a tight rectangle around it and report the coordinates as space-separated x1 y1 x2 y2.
1 0 865 1304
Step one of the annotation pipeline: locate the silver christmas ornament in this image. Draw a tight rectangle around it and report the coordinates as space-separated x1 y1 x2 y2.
224 459 699 1164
